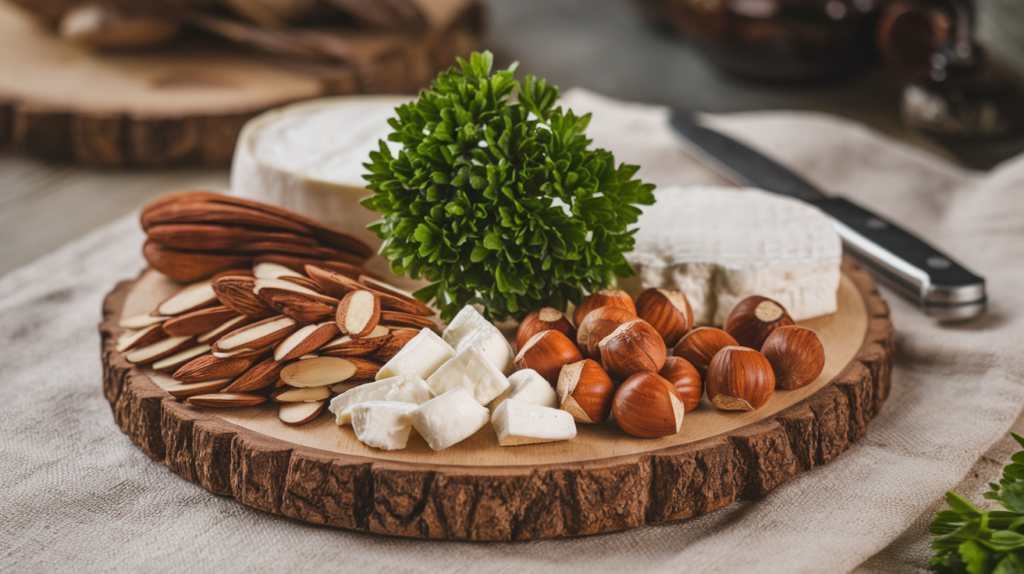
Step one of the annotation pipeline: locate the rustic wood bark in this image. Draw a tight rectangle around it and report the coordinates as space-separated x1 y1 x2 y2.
0 2 482 168
99 258 895 540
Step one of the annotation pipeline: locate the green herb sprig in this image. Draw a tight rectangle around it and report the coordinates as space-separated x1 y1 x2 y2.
931 433 1024 573
361 51 656 321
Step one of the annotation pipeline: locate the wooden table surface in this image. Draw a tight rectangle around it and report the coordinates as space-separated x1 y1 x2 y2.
0 0 992 278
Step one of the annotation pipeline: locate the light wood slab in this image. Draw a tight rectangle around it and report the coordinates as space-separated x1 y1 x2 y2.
101 258 894 540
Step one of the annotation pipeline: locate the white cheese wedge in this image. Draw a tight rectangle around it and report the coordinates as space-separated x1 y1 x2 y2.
491 399 577 447
442 305 515 374
442 305 492 347
411 387 490 451
350 401 418 451
376 328 455 381
328 374 432 425
426 346 510 406
488 369 558 411
622 187 842 326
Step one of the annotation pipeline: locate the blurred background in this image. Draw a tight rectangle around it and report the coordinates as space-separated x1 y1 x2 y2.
1 0 1022 274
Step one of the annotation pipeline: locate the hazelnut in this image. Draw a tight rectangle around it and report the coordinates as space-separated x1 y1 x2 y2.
517 307 575 351
659 356 702 412
576 306 638 360
705 346 775 411
572 288 636 327
635 288 693 347
514 329 584 386
612 372 684 438
672 327 738 379
556 359 615 423
723 296 795 350
598 319 667 380
760 326 825 390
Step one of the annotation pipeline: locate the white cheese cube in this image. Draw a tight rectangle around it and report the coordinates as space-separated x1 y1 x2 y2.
453 324 515 375
426 346 510 406
442 305 493 347
411 387 490 451
376 328 454 381
329 375 432 425
492 399 577 446
350 401 418 450
489 368 558 411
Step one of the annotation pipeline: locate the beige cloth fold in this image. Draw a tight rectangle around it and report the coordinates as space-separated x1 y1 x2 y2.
2 89 1023 572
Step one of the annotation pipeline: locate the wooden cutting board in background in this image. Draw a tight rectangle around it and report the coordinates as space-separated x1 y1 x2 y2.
0 2 482 168
100 258 895 541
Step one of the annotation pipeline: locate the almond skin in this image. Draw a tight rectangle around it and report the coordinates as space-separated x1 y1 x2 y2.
143 240 252 284
576 306 638 360
173 354 253 383
187 393 266 408
517 308 576 351
613 372 684 438
372 329 418 362
724 296 795 350
760 326 825 390
336 290 382 338
162 306 239 337
222 357 285 392
635 288 693 347
659 356 703 412
572 289 636 327
705 346 775 411
556 359 615 424
598 319 667 380
673 327 739 379
212 275 276 318
514 330 584 386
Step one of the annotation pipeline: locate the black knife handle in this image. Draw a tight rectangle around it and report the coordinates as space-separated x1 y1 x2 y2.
811 197 986 317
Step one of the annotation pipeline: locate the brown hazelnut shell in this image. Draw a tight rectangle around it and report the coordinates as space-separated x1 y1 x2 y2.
760 325 825 390
612 372 684 438
557 359 615 424
723 296 795 350
635 288 693 347
598 319 667 380
517 307 575 351
705 346 775 411
576 306 638 360
659 356 703 412
672 327 738 379
514 329 584 386
572 289 636 327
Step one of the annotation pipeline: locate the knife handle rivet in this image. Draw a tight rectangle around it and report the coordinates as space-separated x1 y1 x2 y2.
927 256 952 270
866 217 888 230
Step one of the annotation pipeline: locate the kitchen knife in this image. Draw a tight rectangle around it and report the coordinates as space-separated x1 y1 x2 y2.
669 112 987 320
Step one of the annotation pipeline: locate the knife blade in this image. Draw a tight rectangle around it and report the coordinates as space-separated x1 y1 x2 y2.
669 112 987 320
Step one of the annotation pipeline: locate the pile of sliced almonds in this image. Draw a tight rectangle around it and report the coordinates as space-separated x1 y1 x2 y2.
117 258 434 426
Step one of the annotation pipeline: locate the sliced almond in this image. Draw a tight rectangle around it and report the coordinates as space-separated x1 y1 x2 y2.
156 281 218 316
126 336 194 364
282 276 324 293
278 400 326 425
274 321 340 362
117 324 167 353
320 326 390 357
166 378 232 399
187 393 266 408
173 354 254 382
379 311 437 331
280 356 358 388
162 306 239 337
305 265 365 299
212 346 266 359
254 254 363 279
257 287 338 324
222 357 286 392
372 328 419 362
360 276 434 316
270 386 331 402
254 262 304 280
153 345 212 372
119 313 169 330
215 315 296 352
212 275 276 318
197 315 251 344
253 277 324 298
336 290 381 338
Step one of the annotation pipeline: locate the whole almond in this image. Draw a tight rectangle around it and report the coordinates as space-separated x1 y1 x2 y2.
222 357 287 393
173 354 253 382
143 240 251 284
372 329 418 362
162 306 239 337
212 276 276 318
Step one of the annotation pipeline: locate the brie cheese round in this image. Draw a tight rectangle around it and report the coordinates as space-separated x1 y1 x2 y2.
622 187 842 326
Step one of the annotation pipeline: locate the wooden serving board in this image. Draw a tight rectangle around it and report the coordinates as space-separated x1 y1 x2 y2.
0 2 481 167
99 258 894 540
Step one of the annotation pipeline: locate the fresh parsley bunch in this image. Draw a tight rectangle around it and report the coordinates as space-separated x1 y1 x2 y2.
931 433 1024 573
361 51 656 321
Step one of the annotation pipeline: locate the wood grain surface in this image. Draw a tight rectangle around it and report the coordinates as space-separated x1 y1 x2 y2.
0 2 482 168
100 258 894 540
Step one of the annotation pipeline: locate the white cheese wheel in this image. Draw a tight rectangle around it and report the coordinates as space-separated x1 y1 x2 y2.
622 187 842 326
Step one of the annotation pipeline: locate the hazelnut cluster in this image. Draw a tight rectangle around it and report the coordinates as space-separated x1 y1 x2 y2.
514 291 826 439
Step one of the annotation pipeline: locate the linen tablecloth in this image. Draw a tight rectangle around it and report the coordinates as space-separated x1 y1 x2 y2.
2 89 1023 573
